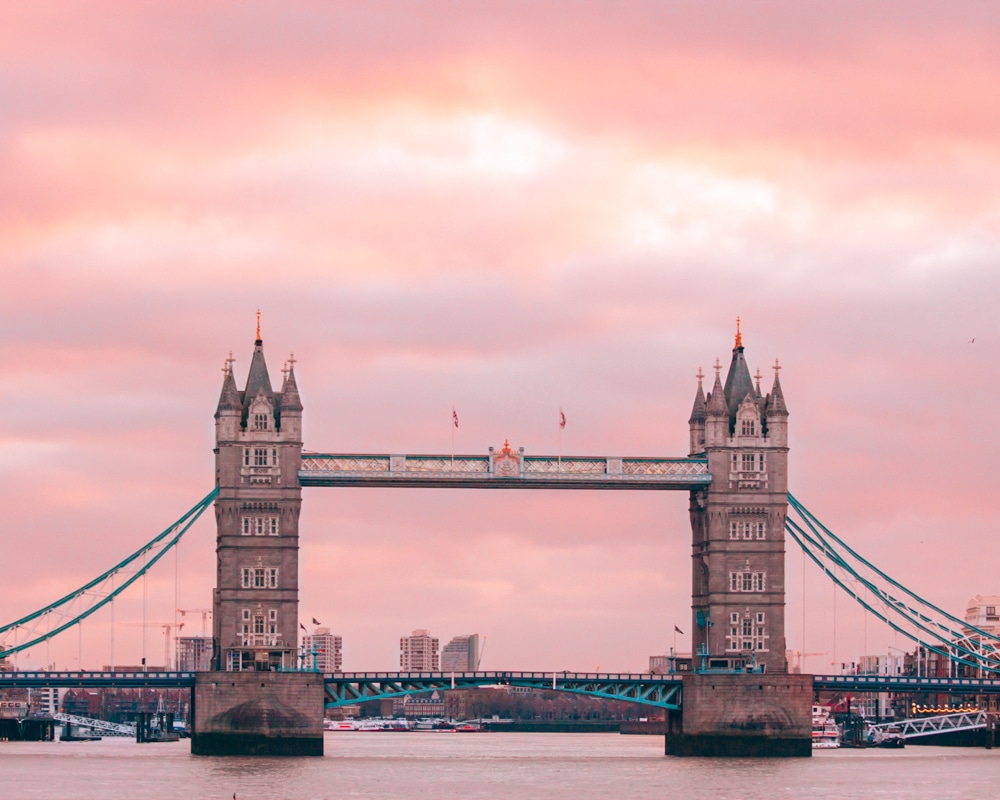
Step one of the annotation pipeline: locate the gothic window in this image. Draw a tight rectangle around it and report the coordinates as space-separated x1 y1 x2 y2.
243 448 250 467
729 521 739 540
266 568 279 588
741 419 756 436
241 515 279 536
253 413 269 431
741 453 756 472
729 571 766 592
253 615 265 635
254 448 268 466
756 521 766 540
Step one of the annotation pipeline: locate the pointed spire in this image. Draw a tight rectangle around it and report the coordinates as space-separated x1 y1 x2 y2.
723 337 757 416
215 353 240 418
241 334 275 428
280 353 303 413
706 359 728 416
689 368 707 423
767 358 788 416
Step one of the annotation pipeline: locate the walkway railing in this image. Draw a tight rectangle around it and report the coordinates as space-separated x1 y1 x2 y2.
867 711 992 739
300 452 710 489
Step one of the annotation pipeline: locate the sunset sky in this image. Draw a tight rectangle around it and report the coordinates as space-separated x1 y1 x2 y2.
2 1 999 674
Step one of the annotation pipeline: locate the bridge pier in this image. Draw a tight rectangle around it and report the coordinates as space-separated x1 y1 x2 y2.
665 674 812 757
190 672 323 756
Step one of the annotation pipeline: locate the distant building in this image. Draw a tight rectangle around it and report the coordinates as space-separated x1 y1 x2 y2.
964 595 1000 636
176 637 213 672
302 627 343 672
400 629 439 671
441 634 480 672
649 654 691 674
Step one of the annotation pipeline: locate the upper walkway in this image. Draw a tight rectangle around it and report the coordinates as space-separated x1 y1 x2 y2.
299 451 711 490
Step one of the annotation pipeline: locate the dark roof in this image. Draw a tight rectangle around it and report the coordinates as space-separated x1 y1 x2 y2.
281 366 303 412
723 345 758 417
214 368 240 419
688 381 707 423
766 372 789 416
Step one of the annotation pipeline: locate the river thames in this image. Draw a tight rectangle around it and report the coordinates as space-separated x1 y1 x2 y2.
5 733 1000 799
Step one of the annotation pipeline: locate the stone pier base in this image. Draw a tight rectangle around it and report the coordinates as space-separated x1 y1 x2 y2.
665 673 812 757
191 671 324 756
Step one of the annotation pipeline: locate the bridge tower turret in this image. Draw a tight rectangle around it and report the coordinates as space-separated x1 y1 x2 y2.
211 320 303 672
688 321 789 674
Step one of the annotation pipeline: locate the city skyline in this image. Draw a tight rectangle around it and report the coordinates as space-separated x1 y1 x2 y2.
2 2 1000 675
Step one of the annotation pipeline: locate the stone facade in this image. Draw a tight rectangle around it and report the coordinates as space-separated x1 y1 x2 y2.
665 674 812 756
212 334 303 672
190 671 323 756
688 327 790 674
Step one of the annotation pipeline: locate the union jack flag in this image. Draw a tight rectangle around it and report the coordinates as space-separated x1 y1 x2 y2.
559 409 566 430
453 408 459 428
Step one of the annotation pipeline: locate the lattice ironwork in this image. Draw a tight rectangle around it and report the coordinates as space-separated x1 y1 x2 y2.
868 711 991 740
300 456 390 473
622 459 708 476
300 451 710 488
524 459 606 474
405 457 490 473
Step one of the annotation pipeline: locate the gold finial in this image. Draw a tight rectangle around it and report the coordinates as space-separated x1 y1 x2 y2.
713 357 722 377
735 316 743 348
773 357 781 375
696 368 704 386
256 309 261 341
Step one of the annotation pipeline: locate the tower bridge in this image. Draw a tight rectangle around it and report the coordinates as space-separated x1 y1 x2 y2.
5 322 996 756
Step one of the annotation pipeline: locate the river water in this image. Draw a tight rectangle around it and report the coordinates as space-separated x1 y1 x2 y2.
4 733 1000 800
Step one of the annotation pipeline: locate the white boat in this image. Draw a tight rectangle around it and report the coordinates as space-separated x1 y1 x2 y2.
812 705 841 749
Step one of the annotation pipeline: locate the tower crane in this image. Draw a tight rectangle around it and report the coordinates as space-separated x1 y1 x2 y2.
177 608 213 637
790 651 827 674
116 622 184 670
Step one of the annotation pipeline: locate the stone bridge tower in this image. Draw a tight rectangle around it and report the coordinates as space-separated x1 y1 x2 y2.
212 321 303 671
687 322 789 674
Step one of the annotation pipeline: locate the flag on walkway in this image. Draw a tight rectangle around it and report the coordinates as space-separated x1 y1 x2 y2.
312 617 321 625
453 408 459 428
299 623 306 632
674 625 684 635
559 409 566 429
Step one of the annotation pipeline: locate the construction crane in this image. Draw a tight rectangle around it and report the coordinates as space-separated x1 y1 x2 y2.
790 650 827 674
116 622 184 670
177 608 213 637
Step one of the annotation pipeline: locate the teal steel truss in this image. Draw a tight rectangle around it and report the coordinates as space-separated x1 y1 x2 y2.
323 671 682 710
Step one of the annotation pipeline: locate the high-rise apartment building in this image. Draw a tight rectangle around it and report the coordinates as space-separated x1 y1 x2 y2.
302 627 343 672
400 629 439 671
440 634 481 672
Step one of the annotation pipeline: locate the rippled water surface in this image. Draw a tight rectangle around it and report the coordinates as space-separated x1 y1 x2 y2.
5 733 1000 799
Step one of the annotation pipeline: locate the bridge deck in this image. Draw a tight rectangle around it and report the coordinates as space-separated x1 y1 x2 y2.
299 454 711 490
323 671 683 709
6 671 1000 697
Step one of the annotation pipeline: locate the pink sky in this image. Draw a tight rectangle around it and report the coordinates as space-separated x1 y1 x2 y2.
2 2 999 674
